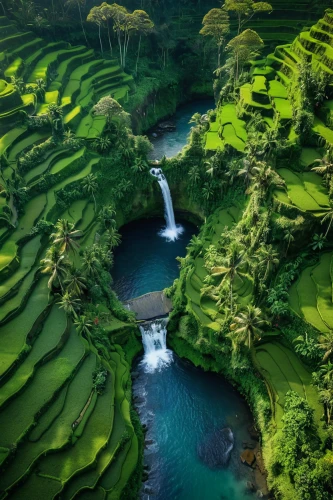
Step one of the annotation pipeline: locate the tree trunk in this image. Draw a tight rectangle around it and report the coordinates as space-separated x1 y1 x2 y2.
325 216 333 237
218 43 221 67
77 1 89 47
135 34 142 74
107 22 112 56
92 193 97 213
98 24 103 55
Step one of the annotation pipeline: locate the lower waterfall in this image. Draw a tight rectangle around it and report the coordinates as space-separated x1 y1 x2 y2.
139 319 173 373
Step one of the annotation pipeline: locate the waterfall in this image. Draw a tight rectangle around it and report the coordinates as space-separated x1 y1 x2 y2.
140 319 173 373
150 168 183 241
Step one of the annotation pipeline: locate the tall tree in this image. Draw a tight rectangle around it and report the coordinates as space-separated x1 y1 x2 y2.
65 0 89 46
132 9 154 74
228 305 265 349
41 247 69 292
226 28 264 82
87 5 104 54
82 174 98 213
100 2 114 55
199 8 230 67
51 219 82 255
224 0 272 34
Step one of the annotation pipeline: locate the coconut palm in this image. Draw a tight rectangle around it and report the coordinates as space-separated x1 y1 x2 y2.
82 248 100 278
250 162 284 197
319 388 333 424
74 315 93 339
65 0 89 46
105 227 121 249
318 361 333 385
58 291 80 318
65 267 87 296
188 165 201 184
51 219 82 254
93 136 112 153
283 228 294 256
98 205 116 229
82 174 98 212
226 159 241 185
211 244 245 309
35 78 46 100
41 247 69 292
256 244 279 281
311 233 326 251
47 103 63 135
202 183 214 201
227 305 265 350
131 157 148 173
317 331 333 362
311 149 333 186
321 206 333 237
237 158 254 186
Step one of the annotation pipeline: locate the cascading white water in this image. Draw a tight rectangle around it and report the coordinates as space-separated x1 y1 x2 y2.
140 319 173 373
150 167 183 241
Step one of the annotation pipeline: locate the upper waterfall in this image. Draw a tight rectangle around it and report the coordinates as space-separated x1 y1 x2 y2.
150 168 183 241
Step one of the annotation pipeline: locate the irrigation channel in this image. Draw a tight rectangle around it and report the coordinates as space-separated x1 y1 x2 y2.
113 102 264 499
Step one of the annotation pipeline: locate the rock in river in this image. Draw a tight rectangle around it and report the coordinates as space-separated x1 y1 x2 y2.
198 427 234 468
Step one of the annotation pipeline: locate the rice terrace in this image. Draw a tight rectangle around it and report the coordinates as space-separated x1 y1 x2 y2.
0 0 333 499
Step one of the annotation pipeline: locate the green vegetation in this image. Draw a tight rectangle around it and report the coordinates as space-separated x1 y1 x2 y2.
1 1 333 499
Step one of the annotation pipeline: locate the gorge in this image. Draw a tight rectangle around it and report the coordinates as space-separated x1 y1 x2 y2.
0 1 333 499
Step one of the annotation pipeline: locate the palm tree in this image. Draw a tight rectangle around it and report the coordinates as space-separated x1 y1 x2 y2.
283 228 294 256
211 245 244 309
58 291 80 318
318 361 333 385
82 174 98 213
321 207 333 237
227 305 265 350
41 247 69 292
188 166 201 185
74 315 93 339
319 388 333 424
317 331 333 362
131 157 148 173
93 136 112 153
51 219 82 254
226 159 241 185
35 78 46 100
105 227 121 249
186 235 203 256
47 104 63 135
82 249 100 278
98 205 116 229
311 233 326 251
250 162 284 197
65 267 87 296
256 244 279 281
65 0 89 47
312 149 333 187
237 158 254 187
202 183 214 201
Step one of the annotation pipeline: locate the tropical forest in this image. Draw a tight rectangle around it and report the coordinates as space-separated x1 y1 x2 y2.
0 0 333 498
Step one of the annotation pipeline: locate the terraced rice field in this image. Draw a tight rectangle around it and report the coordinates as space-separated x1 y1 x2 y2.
289 252 333 333
274 168 329 215
0 15 139 498
185 205 249 333
255 341 322 429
